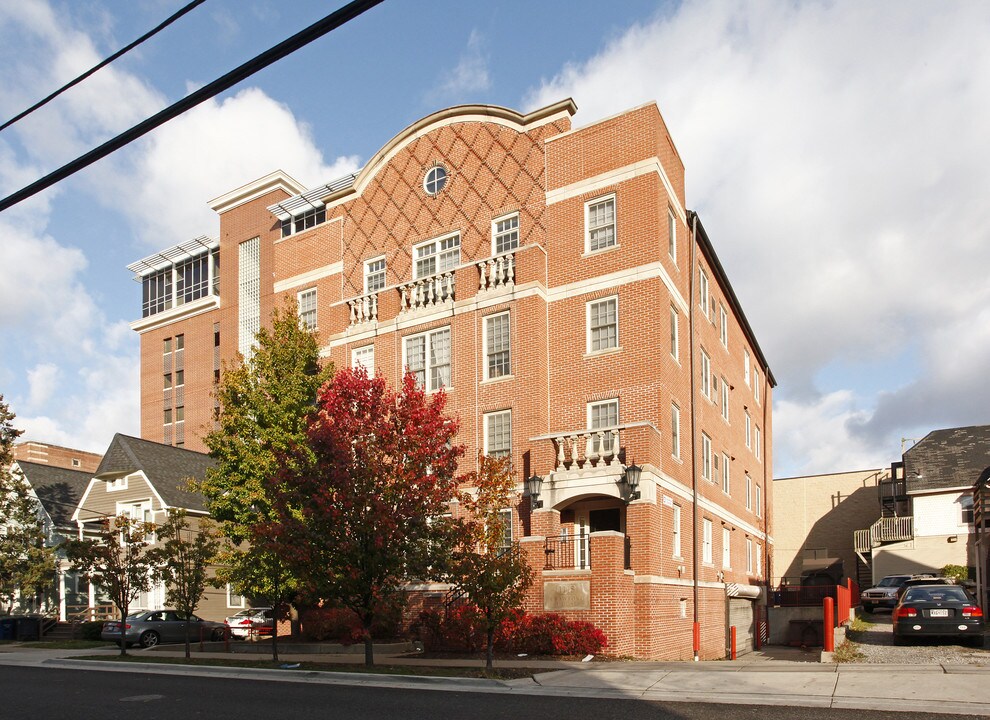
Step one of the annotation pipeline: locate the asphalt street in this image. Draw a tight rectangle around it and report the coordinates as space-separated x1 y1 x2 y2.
0 665 971 720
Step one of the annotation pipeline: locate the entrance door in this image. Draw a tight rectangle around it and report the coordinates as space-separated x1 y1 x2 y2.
575 513 590 569
728 598 755 656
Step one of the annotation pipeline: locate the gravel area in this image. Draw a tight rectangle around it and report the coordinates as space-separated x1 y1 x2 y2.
847 609 990 665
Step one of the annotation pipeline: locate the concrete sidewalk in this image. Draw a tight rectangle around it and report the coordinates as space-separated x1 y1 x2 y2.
3 643 990 716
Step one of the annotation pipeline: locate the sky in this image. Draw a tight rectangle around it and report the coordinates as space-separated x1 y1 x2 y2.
1 0 988 478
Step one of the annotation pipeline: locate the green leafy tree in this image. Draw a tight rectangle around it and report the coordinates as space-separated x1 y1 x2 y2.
0 395 58 614
266 367 464 666
63 515 155 656
199 300 331 661
147 509 223 658
450 453 533 672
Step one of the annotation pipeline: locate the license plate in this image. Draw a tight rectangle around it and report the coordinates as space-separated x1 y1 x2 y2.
929 609 949 617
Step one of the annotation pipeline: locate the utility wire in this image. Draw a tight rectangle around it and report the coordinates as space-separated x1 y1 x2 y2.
0 0 385 214
0 0 208 133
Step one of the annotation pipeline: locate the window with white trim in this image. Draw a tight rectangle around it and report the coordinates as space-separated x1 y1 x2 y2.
745 410 752 449
352 345 374 378
493 213 519 255
702 518 713 564
700 350 711 399
744 349 751 386
415 233 460 278
670 404 681 459
720 376 729 421
364 257 386 293
226 584 246 609
119 500 154 543
698 267 710 318
722 526 731 568
484 312 510 380
746 538 754 573
667 208 677 263
672 505 682 557
701 432 712 482
280 207 326 238
669 306 679 360
755 426 762 460
107 475 129 492
485 410 511 459
297 288 317 331
424 165 447 196
499 508 513 550
163 408 172 425
404 327 451 391
586 196 616 252
719 304 728 348
722 453 731 495
587 297 618 352
746 474 753 511
589 399 619 456
754 369 761 405
175 370 184 387
755 483 762 517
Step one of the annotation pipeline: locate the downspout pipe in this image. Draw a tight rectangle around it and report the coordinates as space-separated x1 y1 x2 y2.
688 211 700 661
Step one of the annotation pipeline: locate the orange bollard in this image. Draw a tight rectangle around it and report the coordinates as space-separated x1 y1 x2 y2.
693 621 700 658
823 596 835 652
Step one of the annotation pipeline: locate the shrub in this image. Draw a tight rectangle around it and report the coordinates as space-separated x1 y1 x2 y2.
78 621 104 640
413 606 607 656
940 564 970 582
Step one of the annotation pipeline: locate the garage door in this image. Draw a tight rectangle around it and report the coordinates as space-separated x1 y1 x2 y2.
728 597 755 655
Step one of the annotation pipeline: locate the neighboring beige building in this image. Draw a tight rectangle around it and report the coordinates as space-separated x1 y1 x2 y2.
773 469 884 588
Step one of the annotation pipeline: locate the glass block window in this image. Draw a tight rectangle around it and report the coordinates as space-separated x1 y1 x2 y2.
485 312 510 380
238 237 261 358
587 196 616 252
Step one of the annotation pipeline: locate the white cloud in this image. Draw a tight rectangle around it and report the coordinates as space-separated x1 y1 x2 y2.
526 1 990 475
111 87 361 249
429 29 491 102
26 363 59 410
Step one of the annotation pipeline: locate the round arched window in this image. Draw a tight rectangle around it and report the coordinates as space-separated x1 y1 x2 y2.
424 165 448 196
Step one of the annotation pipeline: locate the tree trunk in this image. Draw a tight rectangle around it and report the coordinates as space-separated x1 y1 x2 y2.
184 634 191 659
363 621 374 667
118 608 128 657
271 621 280 663
486 626 494 673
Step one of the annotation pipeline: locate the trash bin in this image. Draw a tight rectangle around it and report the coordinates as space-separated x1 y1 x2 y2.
0 618 14 640
15 617 41 641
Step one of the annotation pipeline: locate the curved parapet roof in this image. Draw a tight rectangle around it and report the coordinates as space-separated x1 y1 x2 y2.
321 98 577 206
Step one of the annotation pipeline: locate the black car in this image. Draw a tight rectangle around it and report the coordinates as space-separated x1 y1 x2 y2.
892 584 985 647
894 575 952 601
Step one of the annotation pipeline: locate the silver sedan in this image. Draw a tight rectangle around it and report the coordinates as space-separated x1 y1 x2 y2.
101 610 227 648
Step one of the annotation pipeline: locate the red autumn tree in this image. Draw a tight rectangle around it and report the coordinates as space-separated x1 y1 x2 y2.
267 367 464 666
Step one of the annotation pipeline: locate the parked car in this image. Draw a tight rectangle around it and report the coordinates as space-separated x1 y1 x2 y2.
101 610 227 648
895 575 953 601
892 584 985 646
224 607 274 638
861 574 913 612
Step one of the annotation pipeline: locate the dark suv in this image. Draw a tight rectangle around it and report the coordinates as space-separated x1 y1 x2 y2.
861 574 914 612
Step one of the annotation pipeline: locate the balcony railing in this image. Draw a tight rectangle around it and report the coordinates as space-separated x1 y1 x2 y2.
398 272 455 312
854 516 914 552
477 252 515 291
551 427 622 471
544 532 590 570
347 293 378 324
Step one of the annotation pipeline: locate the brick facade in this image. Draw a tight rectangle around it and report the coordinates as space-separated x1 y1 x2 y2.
128 99 775 660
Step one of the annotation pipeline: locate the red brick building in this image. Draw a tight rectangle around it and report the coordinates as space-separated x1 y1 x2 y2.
128 99 774 659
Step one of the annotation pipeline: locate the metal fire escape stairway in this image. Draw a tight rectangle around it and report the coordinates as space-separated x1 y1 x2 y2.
853 465 913 585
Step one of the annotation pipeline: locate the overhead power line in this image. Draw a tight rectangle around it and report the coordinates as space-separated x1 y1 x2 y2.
0 0 385 214
0 0 208 133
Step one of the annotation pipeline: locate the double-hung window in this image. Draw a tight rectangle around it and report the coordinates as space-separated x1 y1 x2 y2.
744 349 751 386
352 345 374 378
415 233 460 278
588 297 618 352
701 433 712 481
747 538 754 573
722 453 731 494
756 543 762 576
698 267 710 318
755 483 762 517
755 426 762 460
746 474 753 511
297 288 317 331
493 213 519 255
667 208 677 263
404 327 451 391
670 404 681 459
485 410 512 459
701 350 711 399
719 304 728 348
586 196 616 252
589 399 619 456
702 518 713 564
722 527 731 568
364 257 386 293
669 306 679 360
720 376 729 421
754 370 761 405
672 505 682 557
745 410 752 448
485 312 510 379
